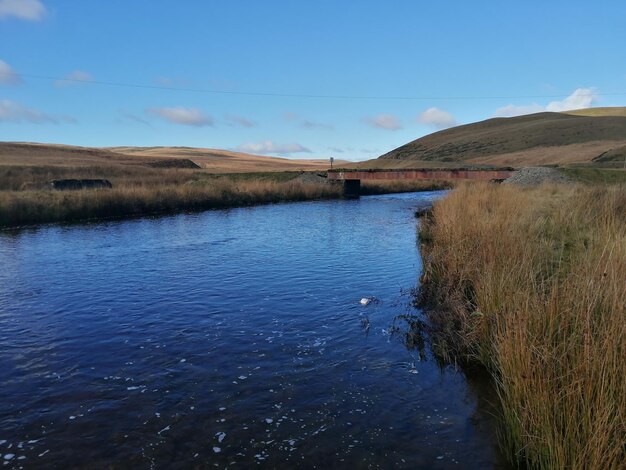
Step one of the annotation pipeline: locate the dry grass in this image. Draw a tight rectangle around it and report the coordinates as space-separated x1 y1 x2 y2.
418 182 626 468
0 142 344 172
0 178 342 228
360 179 452 194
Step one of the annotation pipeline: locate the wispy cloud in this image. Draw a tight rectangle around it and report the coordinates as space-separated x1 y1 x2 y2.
0 99 74 123
284 112 333 130
147 106 214 127
235 140 311 155
494 104 545 118
364 113 402 130
119 110 152 127
417 107 457 130
0 59 21 85
53 70 94 88
301 119 333 130
328 147 345 153
495 88 599 117
0 0 45 21
225 113 256 128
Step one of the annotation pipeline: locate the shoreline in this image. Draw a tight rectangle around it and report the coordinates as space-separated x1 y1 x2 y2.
0 179 450 230
415 182 625 468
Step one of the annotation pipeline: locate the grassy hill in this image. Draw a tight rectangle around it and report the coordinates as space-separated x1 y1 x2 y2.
0 142 341 173
375 108 626 168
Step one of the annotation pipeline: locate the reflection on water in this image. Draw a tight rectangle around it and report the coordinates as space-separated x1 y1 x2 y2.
0 192 506 468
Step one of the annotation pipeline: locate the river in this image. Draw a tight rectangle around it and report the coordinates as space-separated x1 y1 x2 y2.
0 191 505 468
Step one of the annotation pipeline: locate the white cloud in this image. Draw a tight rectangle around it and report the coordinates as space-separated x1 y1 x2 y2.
495 88 599 117
225 113 256 128
0 99 74 123
494 104 545 117
0 0 45 21
0 59 21 85
235 140 311 155
147 106 213 127
54 70 94 87
545 87 598 112
364 113 402 130
417 107 457 130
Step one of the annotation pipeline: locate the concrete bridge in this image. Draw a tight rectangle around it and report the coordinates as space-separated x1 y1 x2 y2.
327 168 515 197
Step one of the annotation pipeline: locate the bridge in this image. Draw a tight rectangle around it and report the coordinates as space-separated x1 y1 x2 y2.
327 168 515 197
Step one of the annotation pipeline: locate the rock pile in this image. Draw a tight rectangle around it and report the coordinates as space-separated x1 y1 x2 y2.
504 167 571 186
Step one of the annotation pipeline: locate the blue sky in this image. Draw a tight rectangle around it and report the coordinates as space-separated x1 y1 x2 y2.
1 1 626 161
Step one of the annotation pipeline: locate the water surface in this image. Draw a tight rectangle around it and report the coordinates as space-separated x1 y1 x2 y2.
0 192 504 468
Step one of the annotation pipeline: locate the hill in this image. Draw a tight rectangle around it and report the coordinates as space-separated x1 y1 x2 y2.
376 108 626 167
0 142 342 173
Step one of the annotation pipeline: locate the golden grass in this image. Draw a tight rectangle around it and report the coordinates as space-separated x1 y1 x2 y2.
0 142 344 173
0 178 342 228
360 179 452 194
565 107 626 117
418 182 626 468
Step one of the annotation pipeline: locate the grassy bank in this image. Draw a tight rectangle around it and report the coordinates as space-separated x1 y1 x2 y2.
360 179 452 194
418 182 625 468
0 161 451 228
0 178 343 228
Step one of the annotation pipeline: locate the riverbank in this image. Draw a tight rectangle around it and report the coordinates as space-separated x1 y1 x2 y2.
0 172 450 229
417 182 625 468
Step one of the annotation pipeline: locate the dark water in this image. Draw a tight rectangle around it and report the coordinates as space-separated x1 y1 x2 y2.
0 192 505 469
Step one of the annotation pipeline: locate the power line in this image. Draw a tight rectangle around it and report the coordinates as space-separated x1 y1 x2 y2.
2 70 626 101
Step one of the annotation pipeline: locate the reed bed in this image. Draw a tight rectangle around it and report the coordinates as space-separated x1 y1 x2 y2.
0 178 342 228
418 182 625 468
0 165 199 190
360 179 452 194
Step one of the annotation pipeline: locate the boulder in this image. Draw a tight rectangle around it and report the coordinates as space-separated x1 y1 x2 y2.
50 179 113 190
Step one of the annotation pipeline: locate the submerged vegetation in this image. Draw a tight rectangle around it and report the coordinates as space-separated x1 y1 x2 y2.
418 182 626 468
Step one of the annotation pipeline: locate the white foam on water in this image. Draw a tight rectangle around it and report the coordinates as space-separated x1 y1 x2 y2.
213 447 221 453
3 455 13 461
0 442 5 446
38 450 49 457
69 416 76 420
216 432 226 443
238 375 247 380
265 419 273 424
157 426 170 435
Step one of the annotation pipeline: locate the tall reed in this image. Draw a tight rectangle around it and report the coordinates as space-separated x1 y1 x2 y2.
0 178 342 228
419 182 625 468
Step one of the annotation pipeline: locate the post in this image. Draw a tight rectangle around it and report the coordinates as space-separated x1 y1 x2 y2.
330 156 334 170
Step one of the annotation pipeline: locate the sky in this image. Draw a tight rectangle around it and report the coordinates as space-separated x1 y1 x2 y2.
1 0 626 161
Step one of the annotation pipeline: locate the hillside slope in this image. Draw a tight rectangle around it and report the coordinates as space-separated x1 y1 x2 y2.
0 142 342 172
378 108 626 167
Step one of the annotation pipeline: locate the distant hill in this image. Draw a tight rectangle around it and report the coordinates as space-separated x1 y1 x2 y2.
0 142 342 173
376 108 626 167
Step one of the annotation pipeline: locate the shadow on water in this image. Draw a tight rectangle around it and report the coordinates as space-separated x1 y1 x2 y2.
388 306 512 469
